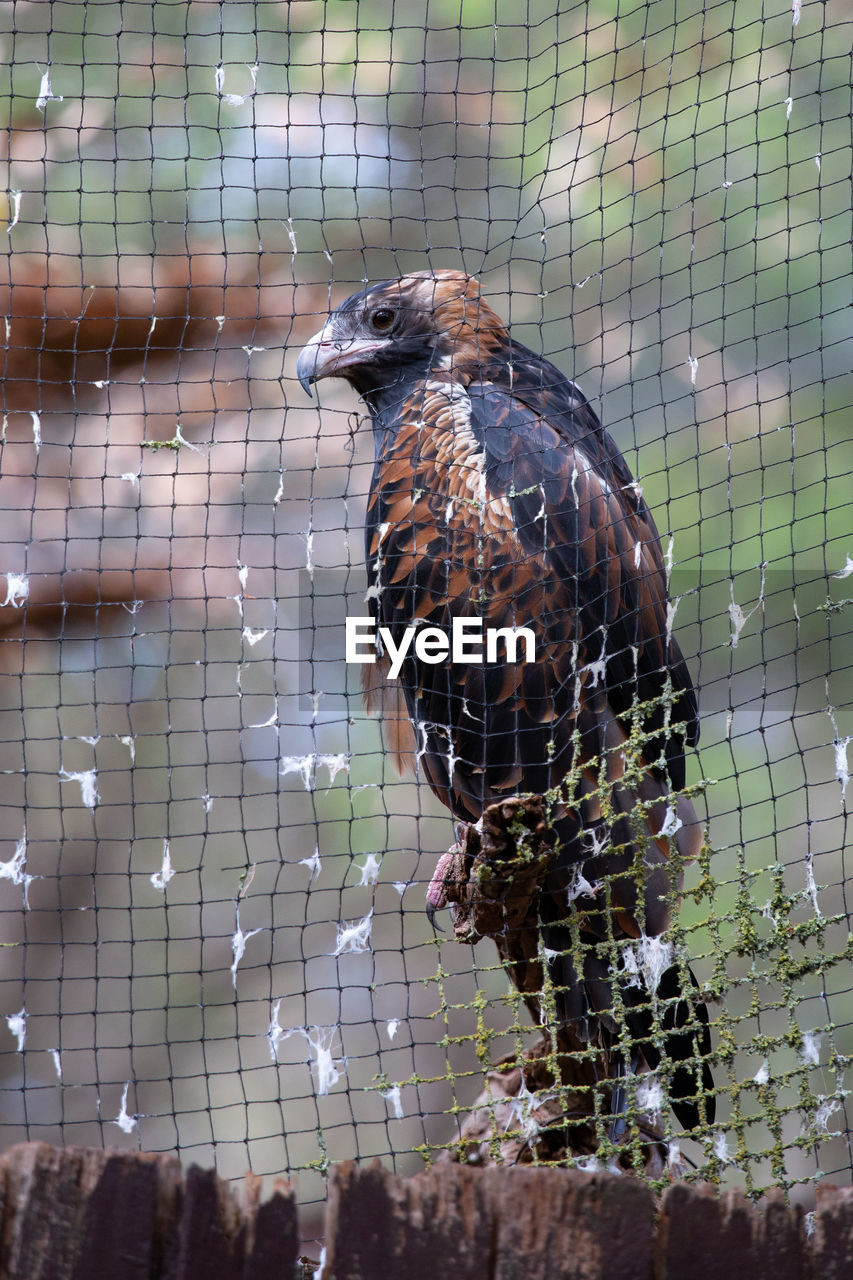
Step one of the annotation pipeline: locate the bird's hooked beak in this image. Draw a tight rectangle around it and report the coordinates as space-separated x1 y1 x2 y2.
296 320 388 397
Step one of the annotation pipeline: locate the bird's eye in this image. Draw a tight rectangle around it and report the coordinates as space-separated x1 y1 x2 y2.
369 307 395 333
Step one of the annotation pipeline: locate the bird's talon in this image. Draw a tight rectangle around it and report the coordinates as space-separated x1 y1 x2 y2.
425 901 444 932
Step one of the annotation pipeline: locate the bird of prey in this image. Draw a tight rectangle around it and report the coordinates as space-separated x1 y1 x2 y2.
297 269 714 1131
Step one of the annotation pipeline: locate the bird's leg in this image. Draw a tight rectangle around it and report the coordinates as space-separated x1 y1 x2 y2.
425 823 469 924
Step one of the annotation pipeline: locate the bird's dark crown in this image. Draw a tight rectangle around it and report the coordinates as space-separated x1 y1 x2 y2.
310 269 506 398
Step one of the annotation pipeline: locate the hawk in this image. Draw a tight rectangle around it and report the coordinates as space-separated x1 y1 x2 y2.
297 269 714 1131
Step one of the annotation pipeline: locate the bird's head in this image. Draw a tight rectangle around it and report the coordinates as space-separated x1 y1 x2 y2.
296 269 505 398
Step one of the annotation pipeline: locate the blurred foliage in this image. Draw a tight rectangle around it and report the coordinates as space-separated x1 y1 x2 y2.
0 0 850 1212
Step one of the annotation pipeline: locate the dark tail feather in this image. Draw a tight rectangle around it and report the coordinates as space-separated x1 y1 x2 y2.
539 924 592 1030
624 963 715 1129
540 928 715 1131
608 1050 641 1143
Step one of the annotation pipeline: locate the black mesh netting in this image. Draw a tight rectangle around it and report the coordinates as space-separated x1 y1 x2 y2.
0 0 851 1227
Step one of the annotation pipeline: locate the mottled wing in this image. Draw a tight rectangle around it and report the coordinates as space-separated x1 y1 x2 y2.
467 376 698 789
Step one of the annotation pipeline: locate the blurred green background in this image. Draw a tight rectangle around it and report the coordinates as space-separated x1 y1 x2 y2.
0 0 850 1217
